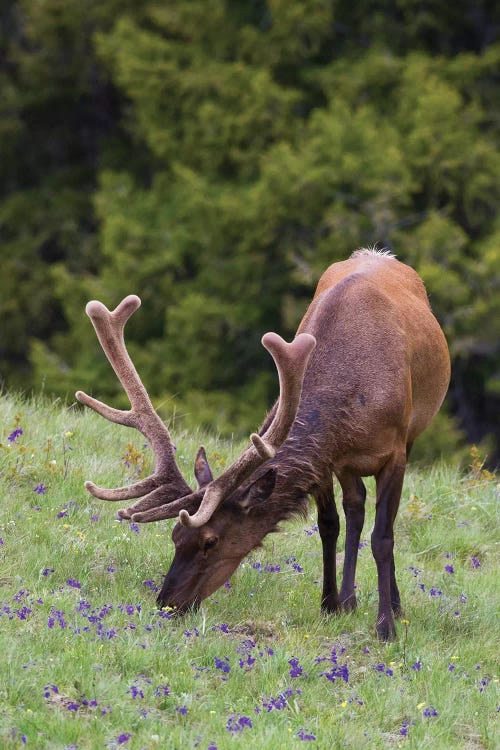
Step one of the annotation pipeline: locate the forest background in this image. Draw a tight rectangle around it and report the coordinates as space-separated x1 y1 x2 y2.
1 0 499 463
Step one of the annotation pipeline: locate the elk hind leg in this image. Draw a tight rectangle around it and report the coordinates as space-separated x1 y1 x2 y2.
372 454 406 641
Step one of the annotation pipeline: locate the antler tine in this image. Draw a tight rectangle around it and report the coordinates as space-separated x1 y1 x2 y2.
179 332 316 528
76 295 190 502
128 490 203 523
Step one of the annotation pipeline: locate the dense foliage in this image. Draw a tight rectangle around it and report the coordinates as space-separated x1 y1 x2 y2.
1 1 499 459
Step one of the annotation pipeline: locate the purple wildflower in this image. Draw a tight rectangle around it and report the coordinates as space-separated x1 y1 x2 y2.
226 715 252 733
298 729 317 741
43 684 60 698
127 684 144 699
8 427 23 443
400 721 411 737
155 684 170 696
448 664 456 671
57 509 68 518
120 603 140 616
445 564 455 574
479 676 491 693
34 483 46 495
289 657 305 678
0 538 3 546
175 705 188 715
239 652 256 669
129 523 140 534
10 729 27 745
214 657 231 674
47 608 67 629
116 734 131 745
411 660 422 671
66 579 82 589
304 524 319 536
322 664 349 683
423 706 438 718
16 606 32 620
259 691 289 712
471 556 481 569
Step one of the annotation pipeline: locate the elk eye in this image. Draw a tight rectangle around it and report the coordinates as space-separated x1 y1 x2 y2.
203 535 219 553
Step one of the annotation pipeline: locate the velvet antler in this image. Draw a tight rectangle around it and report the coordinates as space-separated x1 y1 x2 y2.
76 296 192 518
78 295 315 528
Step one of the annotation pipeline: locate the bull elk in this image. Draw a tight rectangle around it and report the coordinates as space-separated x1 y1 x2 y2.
76 249 450 640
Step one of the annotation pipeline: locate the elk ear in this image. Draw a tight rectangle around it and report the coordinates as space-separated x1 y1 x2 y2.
194 446 213 489
240 468 277 513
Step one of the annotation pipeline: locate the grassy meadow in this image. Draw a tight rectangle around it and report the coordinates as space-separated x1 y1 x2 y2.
0 393 498 749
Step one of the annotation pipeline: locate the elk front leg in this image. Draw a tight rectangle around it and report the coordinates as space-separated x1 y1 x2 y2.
315 486 340 613
372 454 406 641
338 474 366 612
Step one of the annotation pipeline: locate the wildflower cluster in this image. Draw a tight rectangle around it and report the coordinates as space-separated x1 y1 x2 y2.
289 656 307 678
249 553 305 575
255 686 302 713
316 645 349 684
236 638 274 670
297 728 317 741
43 684 111 714
226 714 252 733
8 427 23 444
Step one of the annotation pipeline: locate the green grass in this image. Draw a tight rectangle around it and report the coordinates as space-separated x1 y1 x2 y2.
0 393 498 749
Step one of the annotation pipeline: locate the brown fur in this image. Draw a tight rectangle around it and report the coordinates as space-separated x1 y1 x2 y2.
156 251 450 640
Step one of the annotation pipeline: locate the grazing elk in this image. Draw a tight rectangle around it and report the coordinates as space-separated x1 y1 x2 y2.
77 248 450 640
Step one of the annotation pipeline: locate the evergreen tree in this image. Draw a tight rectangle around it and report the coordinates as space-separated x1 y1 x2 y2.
1 1 499 459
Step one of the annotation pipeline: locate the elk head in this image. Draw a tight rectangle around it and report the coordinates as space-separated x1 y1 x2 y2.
77 295 316 611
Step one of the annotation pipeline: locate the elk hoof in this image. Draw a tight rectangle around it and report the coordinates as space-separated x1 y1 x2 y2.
376 617 396 642
392 603 404 619
320 594 340 614
340 595 357 613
